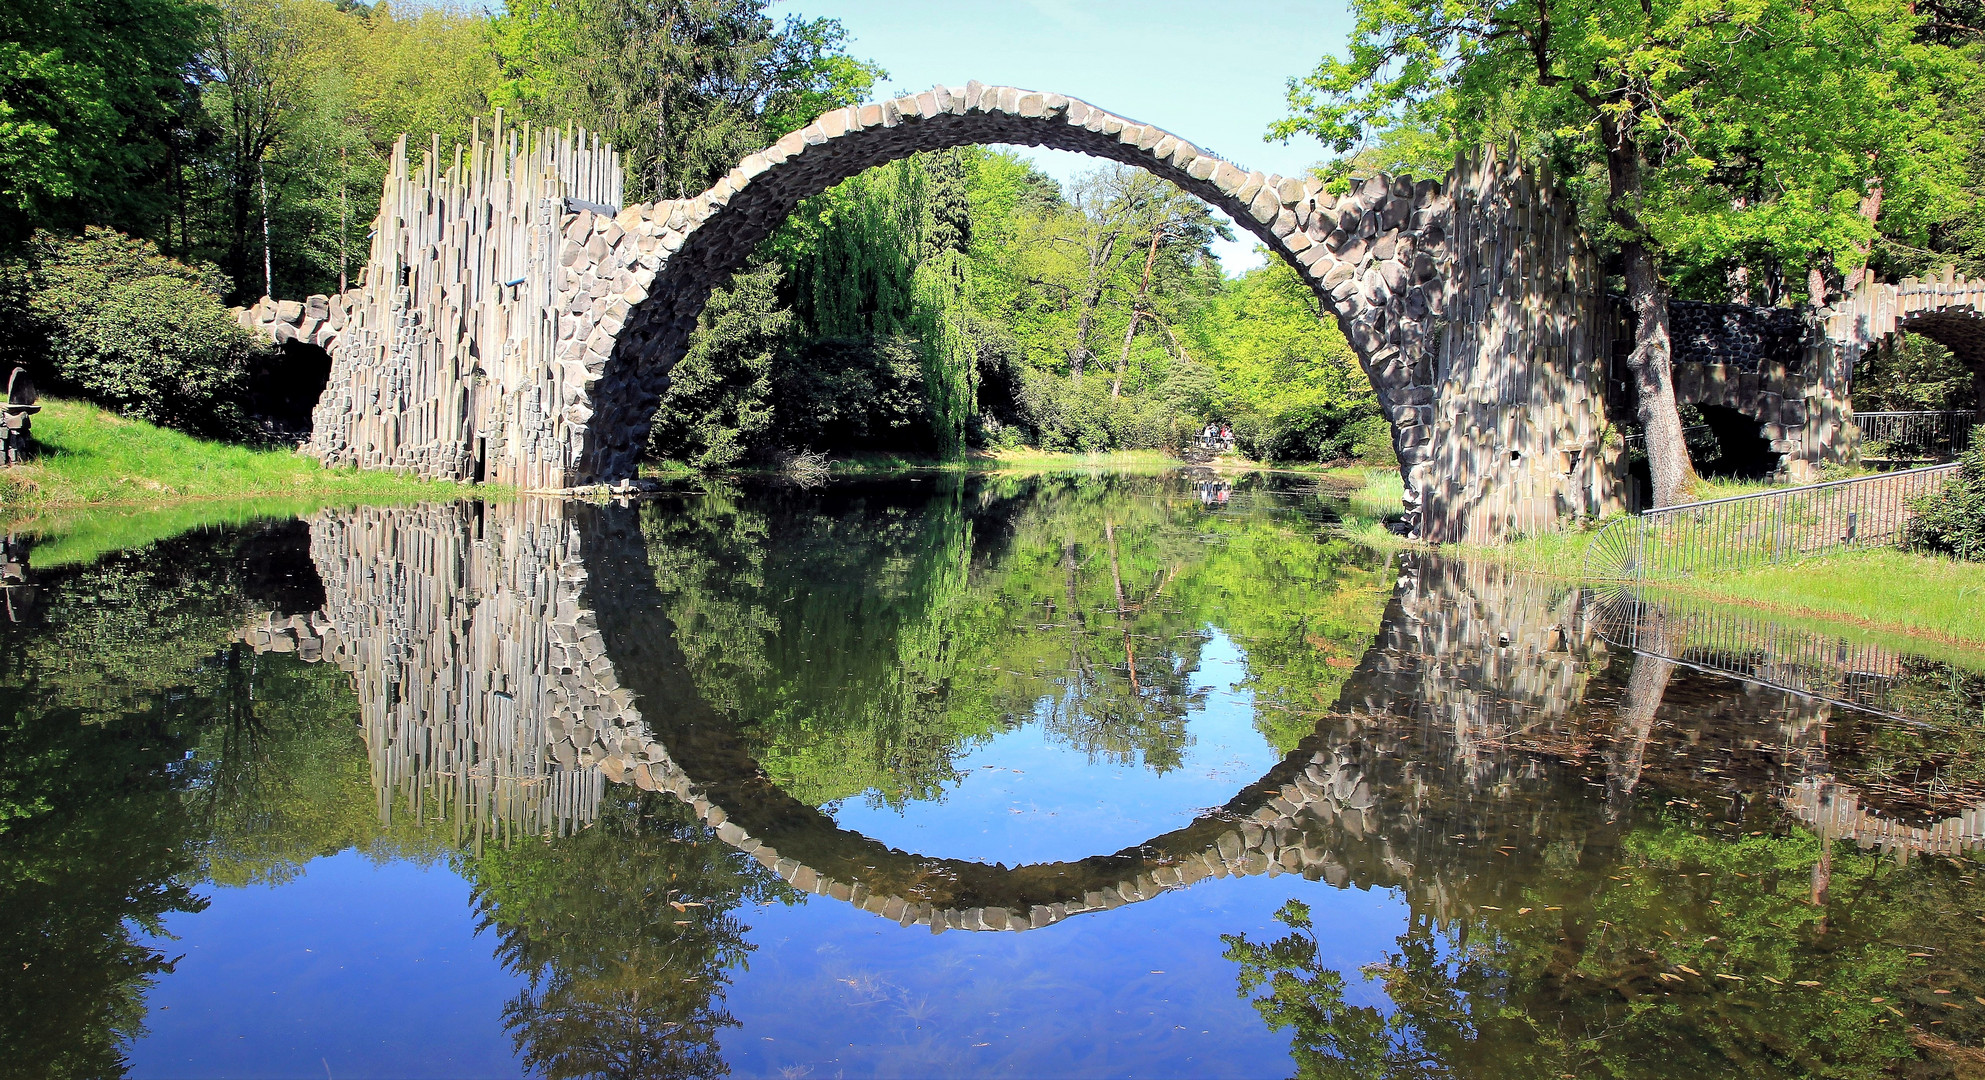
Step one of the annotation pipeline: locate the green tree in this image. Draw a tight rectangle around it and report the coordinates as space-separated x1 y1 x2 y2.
1189 258 1384 464
0 0 207 243
1275 0 1975 506
493 0 881 202
648 261 789 468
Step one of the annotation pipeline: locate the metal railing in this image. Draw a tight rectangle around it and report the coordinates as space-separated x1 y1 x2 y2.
1853 410 1976 462
1583 462 1962 580
1586 588 1933 722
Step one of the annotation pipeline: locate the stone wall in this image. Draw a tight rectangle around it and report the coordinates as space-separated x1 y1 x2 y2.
1658 298 1850 481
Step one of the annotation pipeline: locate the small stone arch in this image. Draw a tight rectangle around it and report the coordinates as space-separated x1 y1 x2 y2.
1873 303 1985 418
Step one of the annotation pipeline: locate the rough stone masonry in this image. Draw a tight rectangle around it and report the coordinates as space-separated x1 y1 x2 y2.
246 87 1985 536
245 84 1649 541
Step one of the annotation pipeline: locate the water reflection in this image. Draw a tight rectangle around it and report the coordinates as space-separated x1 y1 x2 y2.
1 472 1984 1076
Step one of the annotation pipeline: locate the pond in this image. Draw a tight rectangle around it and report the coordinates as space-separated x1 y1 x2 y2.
3 471 1985 1079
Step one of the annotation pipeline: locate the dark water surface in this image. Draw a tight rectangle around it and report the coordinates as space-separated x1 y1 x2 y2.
4 471 1985 1079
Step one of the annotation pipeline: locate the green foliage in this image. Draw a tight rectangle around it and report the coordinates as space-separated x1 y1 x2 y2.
6 230 252 436
6 228 252 437
773 336 937 453
1272 0 1978 300
492 0 880 202
1906 444 1985 560
648 262 787 469
0 0 208 242
1853 333 1978 413
1015 370 1182 453
1191 258 1384 464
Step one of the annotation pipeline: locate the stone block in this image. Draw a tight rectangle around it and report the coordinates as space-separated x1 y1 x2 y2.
1235 172 1266 205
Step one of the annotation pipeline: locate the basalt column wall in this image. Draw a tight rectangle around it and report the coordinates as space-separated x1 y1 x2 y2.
243 118 623 488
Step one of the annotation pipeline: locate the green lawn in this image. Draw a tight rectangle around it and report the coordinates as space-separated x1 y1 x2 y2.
0 398 465 513
1658 548 1985 648
1315 466 1985 650
640 447 1186 479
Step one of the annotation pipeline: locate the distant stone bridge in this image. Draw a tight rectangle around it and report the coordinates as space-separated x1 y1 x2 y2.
245 87 1985 536
238 499 1981 932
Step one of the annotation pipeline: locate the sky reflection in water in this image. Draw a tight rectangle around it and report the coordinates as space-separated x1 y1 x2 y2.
0 471 1981 1079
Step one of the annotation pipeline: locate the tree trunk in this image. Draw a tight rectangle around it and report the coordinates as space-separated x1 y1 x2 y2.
1111 314 1139 399
1104 520 1138 690
1625 244 1693 507
1114 226 1165 398
259 164 274 299
1071 234 1116 380
1601 113 1695 508
1606 610 1679 820
1843 178 1884 294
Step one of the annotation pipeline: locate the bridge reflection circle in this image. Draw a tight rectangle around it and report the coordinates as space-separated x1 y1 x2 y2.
250 498 1985 934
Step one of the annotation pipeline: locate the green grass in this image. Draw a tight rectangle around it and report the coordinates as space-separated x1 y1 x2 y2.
1656 548 1985 649
640 447 1186 479
1312 464 1985 651
0 398 467 514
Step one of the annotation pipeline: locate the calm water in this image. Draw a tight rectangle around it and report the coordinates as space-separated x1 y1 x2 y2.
4 471 1985 1079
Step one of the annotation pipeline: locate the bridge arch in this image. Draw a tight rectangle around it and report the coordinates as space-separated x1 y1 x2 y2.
265 86 1629 541
580 86 1423 494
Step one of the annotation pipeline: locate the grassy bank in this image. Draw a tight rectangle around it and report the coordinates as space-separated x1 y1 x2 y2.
639 447 1185 481
1323 466 1985 650
0 398 463 513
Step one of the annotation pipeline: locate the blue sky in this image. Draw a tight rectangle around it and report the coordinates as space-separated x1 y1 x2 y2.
767 0 1357 272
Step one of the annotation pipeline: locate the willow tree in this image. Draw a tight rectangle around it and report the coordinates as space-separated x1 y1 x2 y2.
1275 0 1971 507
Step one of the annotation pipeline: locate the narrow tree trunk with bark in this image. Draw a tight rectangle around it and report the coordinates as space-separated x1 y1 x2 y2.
1114 226 1165 398
1601 114 1695 508
1071 234 1116 380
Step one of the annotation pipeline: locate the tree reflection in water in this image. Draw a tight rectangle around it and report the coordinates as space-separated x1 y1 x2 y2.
6 473 1985 1078
466 789 796 1080
1219 658 1985 1080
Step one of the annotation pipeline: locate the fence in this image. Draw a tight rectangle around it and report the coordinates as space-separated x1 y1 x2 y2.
1853 411 1976 462
1583 462 1963 580
1586 588 1934 722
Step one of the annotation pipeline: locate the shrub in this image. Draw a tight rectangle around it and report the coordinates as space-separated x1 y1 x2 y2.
1017 373 1176 452
4 228 255 438
1906 444 1985 560
1233 399 1392 465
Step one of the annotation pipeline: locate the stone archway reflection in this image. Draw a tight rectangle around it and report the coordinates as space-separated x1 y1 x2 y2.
238 498 1985 932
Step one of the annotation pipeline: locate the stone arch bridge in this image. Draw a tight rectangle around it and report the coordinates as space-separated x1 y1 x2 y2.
238 498 1980 933
250 86 1631 542
244 86 1985 540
